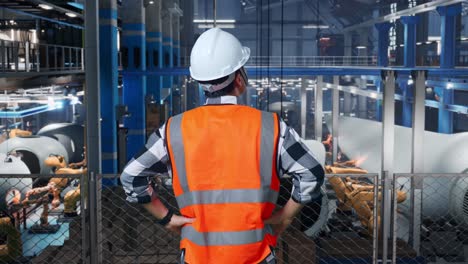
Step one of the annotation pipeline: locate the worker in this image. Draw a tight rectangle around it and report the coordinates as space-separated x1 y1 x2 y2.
120 28 324 264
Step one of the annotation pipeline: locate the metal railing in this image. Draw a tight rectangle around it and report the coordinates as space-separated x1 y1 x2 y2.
179 56 378 67
247 56 378 67
0 40 84 73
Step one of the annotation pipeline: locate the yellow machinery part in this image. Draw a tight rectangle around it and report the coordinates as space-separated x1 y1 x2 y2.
9 129 32 138
326 165 407 236
64 186 81 214
44 155 67 169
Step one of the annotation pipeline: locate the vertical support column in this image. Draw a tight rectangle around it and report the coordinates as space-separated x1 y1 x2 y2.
437 4 461 134
344 32 352 65
25 41 30 72
332 76 339 162
409 70 426 255
358 78 367 118
438 88 454 133
437 4 461 69
375 22 391 67
381 70 395 264
357 28 369 57
314 76 323 142
84 0 101 263
122 0 146 160
300 77 307 138
146 0 162 104
171 1 183 115
172 2 182 68
402 81 413 127
162 1 173 116
374 22 391 122
343 92 351 116
401 16 420 68
99 0 118 174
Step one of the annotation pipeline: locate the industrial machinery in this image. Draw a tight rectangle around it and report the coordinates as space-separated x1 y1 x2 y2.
331 116 468 223
326 164 407 235
0 154 32 212
37 123 85 164
0 136 69 175
328 116 468 260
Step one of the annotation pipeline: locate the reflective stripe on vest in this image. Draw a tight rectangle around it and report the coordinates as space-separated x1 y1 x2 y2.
176 187 279 209
181 225 274 246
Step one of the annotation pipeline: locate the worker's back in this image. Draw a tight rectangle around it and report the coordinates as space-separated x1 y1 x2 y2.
166 105 280 264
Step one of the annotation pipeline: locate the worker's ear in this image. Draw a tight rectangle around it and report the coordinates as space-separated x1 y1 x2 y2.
234 71 244 88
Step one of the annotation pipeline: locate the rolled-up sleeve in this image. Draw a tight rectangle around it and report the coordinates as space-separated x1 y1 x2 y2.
120 124 169 203
278 119 325 204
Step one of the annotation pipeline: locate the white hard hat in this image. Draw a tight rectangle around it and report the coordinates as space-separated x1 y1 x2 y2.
190 28 250 83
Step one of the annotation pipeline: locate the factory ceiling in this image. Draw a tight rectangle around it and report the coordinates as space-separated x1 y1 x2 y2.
0 0 82 27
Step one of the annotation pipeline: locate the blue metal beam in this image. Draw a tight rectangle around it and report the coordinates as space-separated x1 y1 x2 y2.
121 2 147 161
147 32 163 103
401 82 413 127
375 22 392 67
436 4 461 134
99 4 119 174
401 16 420 68
437 4 462 69
426 80 468 90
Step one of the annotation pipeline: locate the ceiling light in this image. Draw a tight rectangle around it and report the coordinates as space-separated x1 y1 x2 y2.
66 12 77 18
416 42 422 45
303 24 329 29
193 19 236 23
38 4 53 10
447 82 453 89
198 24 235 29
356 46 366 49
149 0 155 4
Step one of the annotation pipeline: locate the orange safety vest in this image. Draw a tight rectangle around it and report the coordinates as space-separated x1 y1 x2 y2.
166 105 280 264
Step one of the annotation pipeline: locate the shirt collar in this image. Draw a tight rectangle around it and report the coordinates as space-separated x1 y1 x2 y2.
205 95 238 105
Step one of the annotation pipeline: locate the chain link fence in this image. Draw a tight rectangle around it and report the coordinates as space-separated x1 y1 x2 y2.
0 174 83 264
0 173 467 263
393 174 468 264
96 174 381 264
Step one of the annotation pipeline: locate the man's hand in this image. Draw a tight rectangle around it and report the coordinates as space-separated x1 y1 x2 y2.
264 209 293 236
165 214 195 235
264 198 304 236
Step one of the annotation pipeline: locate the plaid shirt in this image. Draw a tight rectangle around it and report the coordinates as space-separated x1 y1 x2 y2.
121 96 324 204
